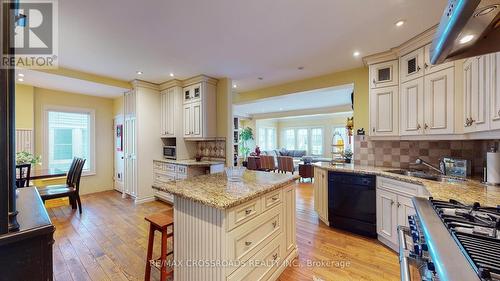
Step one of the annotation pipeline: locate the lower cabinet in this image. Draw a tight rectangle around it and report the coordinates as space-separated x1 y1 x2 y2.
313 167 329 225
376 177 421 251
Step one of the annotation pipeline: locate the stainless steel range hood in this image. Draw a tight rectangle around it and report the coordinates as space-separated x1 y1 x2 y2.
430 0 500 64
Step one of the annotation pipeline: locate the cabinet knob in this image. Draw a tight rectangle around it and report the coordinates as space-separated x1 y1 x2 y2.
424 123 429 130
272 220 277 228
372 127 375 133
372 79 376 85
245 209 252 215
397 202 401 208
391 200 394 205
417 66 421 72
245 241 252 246
272 253 278 261
416 124 421 130
424 63 428 69
498 110 500 117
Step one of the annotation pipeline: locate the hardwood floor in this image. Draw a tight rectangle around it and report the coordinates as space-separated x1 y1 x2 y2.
46 183 402 281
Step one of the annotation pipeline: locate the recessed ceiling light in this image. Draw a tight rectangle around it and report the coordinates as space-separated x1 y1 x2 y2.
459 34 474 44
258 77 263 80
18 73 24 77
297 66 304 70
395 20 405 27
136 71 143 75
232 84 237 88
17 78 23 82
169 73 174 77
353 51 360 57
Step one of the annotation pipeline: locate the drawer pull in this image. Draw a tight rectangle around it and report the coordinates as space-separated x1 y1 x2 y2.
271 196 279 201
272 253 278 261
272 221 277 228
245 209 253 215
245 241 252 246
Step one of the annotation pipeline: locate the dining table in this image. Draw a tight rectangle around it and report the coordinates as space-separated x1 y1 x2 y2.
30 168 66 180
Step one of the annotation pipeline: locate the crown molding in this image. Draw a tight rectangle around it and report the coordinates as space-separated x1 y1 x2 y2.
183 75 218 86
131 79 160 91
362 24 438 65
159 79 183 91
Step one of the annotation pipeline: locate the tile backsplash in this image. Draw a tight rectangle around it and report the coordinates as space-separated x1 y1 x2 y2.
197 140 226 160
353 136 500 175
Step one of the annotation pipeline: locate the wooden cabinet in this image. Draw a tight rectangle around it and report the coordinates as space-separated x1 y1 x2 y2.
313 167 328 225
182 79 217 139
369 60 398 89
400 78 424 135
160 88 176 137
463 56 490 132
400 48 424 83
423 67 454 134
370 86 399 136
491 53 500 130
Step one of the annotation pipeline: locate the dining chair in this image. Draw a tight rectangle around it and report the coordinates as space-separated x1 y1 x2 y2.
260 155 276 172
247 156 258 170
39 158 86 214
277 156 294 174
15 164 31 188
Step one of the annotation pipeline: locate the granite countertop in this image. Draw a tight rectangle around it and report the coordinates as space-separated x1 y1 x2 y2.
313 162 500 206
152 170 299 209
154 158 225 166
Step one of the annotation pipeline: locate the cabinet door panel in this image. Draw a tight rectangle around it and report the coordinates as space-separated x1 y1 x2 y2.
166 89 175 136
400 48 424 83
491 53 500 130
424 67 454 134
463 58 475 133
397 195 415 228
192 102 202 137
376 188 397 245
400 78 424 135
370 86 398 136
183 104 191 137
160 92 166 136
370 60 398 88
474 55 490 131
424 44 454 74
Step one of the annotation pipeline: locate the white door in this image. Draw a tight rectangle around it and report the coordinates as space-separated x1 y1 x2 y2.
423 44 454 74
423 67 454 135
370 86 399 136
369 60 399 89
400 47 424 83
191 101 202 137
397 195 415 228
183 104 192 137
400 78 424 135
376 188 398 245
114 116 124 192
491 53 500 130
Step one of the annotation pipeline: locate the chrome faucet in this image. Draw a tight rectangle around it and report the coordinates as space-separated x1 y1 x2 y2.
415 158 446 175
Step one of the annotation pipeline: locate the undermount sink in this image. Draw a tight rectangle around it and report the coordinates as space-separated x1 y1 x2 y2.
384 169 466 183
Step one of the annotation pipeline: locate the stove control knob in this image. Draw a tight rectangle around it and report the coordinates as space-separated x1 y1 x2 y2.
413 245 421 256
411 231 419 242
421 244 428 252
410 225 417 232
427 262 436 272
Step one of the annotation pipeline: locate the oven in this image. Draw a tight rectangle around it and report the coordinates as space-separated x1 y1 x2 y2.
163 146 176 159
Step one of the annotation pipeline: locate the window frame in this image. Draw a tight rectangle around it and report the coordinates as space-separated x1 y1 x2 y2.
42 105 96 176
257 126 277 151
280 126 325 156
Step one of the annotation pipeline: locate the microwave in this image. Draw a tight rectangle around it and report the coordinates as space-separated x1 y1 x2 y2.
163 146 176 159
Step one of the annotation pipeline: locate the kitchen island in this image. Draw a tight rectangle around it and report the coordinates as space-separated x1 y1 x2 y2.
152 171 299 281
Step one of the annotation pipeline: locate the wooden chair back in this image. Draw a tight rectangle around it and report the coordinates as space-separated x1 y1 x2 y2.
247 156 258 170
277 156 294 174
72 158 86 193
66 157 79 186
16 164 31 188
260 155 275 171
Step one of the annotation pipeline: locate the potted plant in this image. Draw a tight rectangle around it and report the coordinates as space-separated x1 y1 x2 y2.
239 127 254 166
342 148 353 164
15 151 42 166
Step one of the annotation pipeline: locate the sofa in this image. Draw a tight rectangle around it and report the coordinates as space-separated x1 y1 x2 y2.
262 149 331 164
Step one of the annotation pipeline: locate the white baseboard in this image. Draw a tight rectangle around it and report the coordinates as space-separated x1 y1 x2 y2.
134 196 155 204
377 235 398 252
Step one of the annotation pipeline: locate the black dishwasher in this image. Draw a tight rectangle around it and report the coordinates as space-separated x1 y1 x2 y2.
328 172 376 237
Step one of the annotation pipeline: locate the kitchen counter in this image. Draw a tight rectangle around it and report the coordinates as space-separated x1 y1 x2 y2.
313 162 500 206
152 170 299 209
154 158 224 166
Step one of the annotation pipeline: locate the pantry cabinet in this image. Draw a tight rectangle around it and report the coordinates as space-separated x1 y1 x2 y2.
182 77 217 139
491 53 500 130
369 60 399 89
160 87 176 137
370 86 399 136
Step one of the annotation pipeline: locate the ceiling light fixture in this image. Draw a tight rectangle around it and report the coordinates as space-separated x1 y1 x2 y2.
169 73 174 77
258 77 263 80
232 84 237 88
395 20 405 27
17 78 23 82
18 73 24 77
136 71 143 75
353 51 360 57
459 34 474 44
297 66 304 70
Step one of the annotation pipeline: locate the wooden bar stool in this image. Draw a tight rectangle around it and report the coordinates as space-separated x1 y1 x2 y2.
144 210 174 281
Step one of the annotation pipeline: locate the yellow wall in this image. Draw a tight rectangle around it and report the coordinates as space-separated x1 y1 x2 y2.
234 67 369 131
15 84 34 129
113 96 124 117
28 87 115 195
216 78 233 164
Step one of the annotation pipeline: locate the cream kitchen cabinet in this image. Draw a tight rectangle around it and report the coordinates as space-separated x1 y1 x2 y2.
463 56 490 132
182 78 217 139
160 87 176 137
400 78 424 135
313 167 328 225
491 53 500 130
423 44 454 74
370 86 399 136
400 48 424 83
369 60 399 89
423 67 454 135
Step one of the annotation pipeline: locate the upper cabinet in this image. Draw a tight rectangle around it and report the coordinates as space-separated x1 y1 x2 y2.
491 53 500 130
182 77 217 139
370 86 399 136
423 44 454 74
400 78 424 135
369 60 398 89
160 87 177 137
400 48 424 83
423 67 454 135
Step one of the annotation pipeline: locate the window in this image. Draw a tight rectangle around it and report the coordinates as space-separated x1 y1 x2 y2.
258 127 276 151
281 127 324 156
45 107 95 174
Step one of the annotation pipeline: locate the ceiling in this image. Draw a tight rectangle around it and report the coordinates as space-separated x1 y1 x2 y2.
16 69 129 98
55 0 447 92
233 84 353 116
